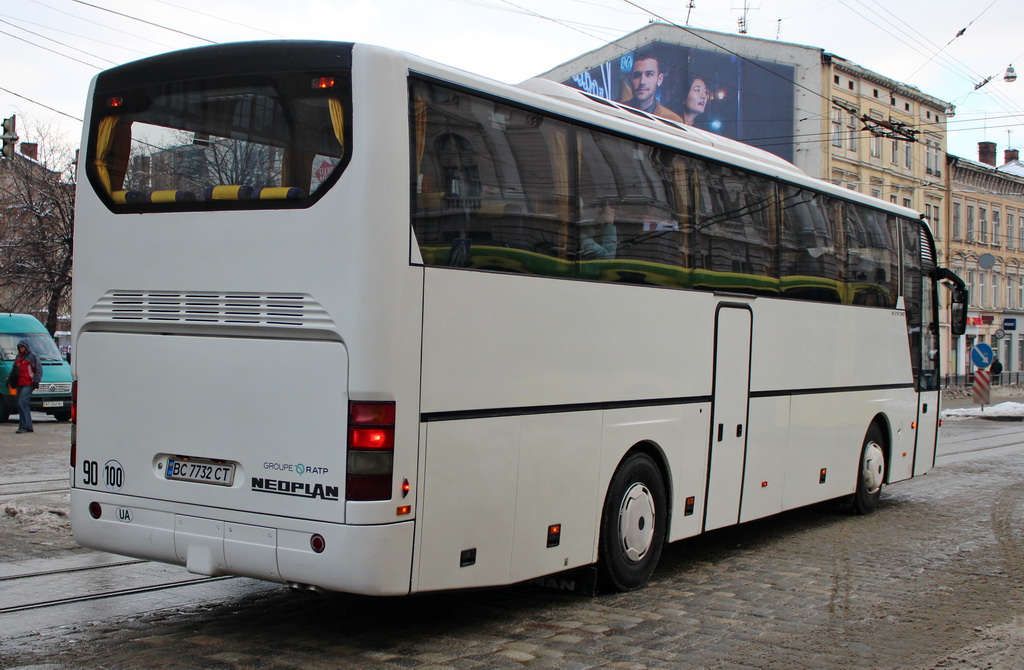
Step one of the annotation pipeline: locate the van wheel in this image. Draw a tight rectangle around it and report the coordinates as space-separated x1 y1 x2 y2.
597 452 667 592
853 424 886 515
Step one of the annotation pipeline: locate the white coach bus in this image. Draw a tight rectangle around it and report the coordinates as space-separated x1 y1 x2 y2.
70 41 967 595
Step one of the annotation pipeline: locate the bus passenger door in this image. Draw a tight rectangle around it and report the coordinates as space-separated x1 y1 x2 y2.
913 268 941 476
703 304 752 531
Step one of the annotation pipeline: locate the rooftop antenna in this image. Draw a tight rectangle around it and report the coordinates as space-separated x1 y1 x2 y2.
735 1 752 34
686 1 695 26
776 18 782 40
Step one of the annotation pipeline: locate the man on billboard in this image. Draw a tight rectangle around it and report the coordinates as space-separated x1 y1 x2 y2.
624 53 684 123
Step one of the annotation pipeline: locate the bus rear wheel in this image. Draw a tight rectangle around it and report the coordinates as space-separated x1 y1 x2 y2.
853 425 886 515
597 452 667 592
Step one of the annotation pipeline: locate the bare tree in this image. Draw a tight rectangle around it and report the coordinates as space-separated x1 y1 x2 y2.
0 120 76 336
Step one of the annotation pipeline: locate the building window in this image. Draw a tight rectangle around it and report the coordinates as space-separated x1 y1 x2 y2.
953 202 962 239
904 142 912 169
871 133 881 159
980 207 988 244
993 273 1000 309
847 114 858 151
1009 276 1015 310
903 197 912 209
968 270 976 307
890 139 899 165
831 108 843 147
1019 215 1024 249
980 272 987 308
967 205 975 241
994 210 1002 247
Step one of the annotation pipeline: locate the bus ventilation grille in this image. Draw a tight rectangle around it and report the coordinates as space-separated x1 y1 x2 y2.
87 291 335 329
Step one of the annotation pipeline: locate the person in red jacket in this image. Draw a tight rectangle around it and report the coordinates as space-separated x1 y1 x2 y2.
12 340 41 433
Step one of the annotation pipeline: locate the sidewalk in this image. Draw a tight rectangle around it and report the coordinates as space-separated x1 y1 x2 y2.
941 383 1024 410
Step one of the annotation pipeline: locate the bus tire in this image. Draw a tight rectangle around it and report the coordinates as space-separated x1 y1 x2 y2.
597 451 667 592
853 424 886 515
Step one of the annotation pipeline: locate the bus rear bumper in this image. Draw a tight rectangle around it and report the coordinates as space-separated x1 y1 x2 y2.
70 491 414 596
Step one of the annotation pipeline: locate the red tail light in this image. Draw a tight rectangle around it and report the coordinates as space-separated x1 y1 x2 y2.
346 401 395 501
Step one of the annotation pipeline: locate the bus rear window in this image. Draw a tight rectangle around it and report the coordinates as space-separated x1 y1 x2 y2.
88 70 351 212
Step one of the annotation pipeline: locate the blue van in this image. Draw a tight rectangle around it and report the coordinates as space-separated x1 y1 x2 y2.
0 314 73 422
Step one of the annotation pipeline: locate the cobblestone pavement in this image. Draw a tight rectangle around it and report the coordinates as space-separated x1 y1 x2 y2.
3 417 1024 668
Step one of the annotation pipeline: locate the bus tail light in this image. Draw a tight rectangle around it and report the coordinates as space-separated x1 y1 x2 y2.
346 401 395 501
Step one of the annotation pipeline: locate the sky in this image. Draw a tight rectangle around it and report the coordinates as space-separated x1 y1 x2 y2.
1 0 1022 162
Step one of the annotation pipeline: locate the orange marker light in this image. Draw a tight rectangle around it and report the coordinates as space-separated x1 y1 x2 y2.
397 505 411 516
312 76 336 89
107 96 124 108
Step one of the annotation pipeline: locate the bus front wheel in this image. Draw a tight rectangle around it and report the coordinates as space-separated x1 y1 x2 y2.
597 452 667 592
853 425 886 515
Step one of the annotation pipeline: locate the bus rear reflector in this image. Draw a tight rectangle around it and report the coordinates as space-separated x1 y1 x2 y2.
70 380 78 459
346 401 396 501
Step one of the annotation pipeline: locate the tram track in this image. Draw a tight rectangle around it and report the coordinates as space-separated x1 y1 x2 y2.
0 558 235 615
0 477 68 498
0 575 235 614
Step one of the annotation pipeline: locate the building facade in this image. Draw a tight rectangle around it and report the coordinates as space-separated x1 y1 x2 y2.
948 145 1024 377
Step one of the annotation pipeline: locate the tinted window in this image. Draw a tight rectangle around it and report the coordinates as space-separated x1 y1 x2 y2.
410 78 906 310
89 69 350 212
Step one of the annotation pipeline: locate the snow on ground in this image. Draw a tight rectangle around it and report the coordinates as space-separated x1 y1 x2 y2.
941 401 1024 421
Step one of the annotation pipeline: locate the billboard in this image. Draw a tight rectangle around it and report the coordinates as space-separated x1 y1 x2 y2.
563 41 797 163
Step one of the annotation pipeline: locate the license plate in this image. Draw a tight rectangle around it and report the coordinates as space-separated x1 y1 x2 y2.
165 458 235 486
43 401 64 408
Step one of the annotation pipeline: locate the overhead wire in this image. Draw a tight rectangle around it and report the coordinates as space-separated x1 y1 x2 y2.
0 11 150 56
0 17 118 65
0 86 83 122
67 0 215 44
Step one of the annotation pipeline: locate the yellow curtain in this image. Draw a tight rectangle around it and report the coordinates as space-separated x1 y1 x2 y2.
328 98 345 152
553 129 569 258
94 116 119 195
413 95 427 178
672 156 692 268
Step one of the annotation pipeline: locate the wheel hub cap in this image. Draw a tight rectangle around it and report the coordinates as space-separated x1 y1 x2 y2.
618 483 656 563
861 441 885 495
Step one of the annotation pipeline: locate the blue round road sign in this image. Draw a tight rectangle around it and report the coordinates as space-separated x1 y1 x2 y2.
972 342 994 369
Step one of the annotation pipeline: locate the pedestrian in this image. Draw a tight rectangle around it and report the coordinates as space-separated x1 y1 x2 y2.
990 356 1004 385
7 339 42 433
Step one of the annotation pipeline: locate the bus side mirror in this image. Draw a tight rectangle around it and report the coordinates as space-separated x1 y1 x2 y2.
950 287 968 337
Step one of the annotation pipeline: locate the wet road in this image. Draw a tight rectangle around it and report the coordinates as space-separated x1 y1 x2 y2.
2 411 1024 668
